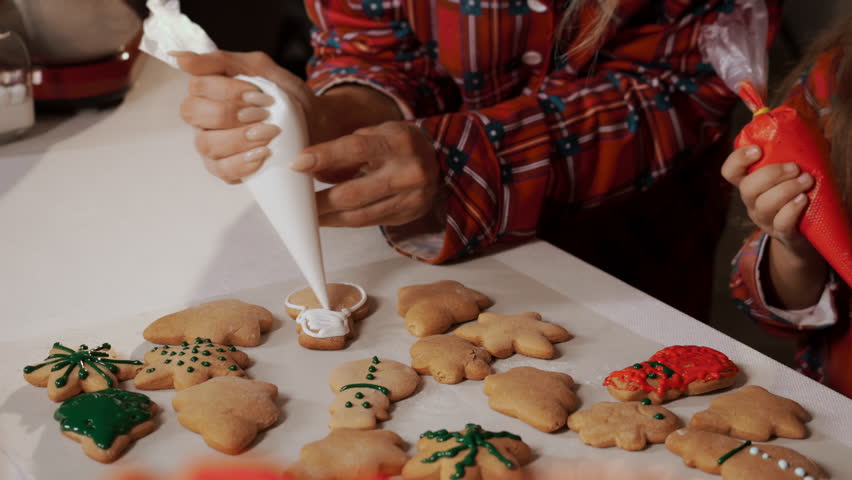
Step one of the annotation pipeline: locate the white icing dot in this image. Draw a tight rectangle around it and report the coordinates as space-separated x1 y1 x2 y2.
762 453 771 460
804 476 815 480
794 467 806 476
778 459 789 470
748 447 760 455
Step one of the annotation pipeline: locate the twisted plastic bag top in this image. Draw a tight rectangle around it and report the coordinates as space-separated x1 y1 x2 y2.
700 0 769 111
139 0 218 69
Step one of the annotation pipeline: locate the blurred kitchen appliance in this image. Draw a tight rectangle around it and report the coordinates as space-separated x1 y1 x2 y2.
0 0 146 110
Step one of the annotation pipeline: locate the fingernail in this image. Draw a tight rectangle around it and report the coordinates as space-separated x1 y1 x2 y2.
245 123 281 142
794 193 807 204
242 91 275 107
291 153 316 171
244 146 271 164
797 173 811 184
746 146 761 159
784 163 799 173
237 107 269 123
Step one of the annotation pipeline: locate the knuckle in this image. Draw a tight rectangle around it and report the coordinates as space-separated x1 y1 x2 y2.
347 135 372 159
245 51 272 68
331 185 361 210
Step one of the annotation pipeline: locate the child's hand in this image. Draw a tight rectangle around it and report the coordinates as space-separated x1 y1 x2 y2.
722 145 818 259
173 50 320 184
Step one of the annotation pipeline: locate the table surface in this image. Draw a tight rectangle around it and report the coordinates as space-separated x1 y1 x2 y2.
1 60 851 480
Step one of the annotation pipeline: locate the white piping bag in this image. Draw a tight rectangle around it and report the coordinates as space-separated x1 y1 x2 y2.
140 0 330 308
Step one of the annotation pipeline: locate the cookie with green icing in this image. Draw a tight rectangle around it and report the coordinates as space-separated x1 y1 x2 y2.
402 424 531 480
54 388 158 463
23 342 142 402
134 337 250 390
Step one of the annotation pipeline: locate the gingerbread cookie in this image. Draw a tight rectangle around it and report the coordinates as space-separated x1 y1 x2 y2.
410 335 492 384
172 376 279 454
398 281 493 337
328 356 420 430
604 345 738 404
144 299 274 347
566 401 682 451
690 385 811 441
483 366 578 432
666 428 826 480
54 388 158 463
454 312 572 359
402 424 531 480
285 283 369 350
23 342 142 402
134 338 250 391
288 428 409 480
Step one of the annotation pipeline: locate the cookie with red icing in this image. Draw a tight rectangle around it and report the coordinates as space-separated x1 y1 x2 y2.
603 346 738 404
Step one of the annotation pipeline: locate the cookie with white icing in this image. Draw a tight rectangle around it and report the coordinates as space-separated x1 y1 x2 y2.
285 283 369 350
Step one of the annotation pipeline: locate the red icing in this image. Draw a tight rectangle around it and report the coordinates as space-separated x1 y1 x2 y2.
603 346 738 398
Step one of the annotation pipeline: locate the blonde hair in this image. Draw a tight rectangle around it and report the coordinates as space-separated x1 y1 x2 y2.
558 0 621 57
778 13 852 211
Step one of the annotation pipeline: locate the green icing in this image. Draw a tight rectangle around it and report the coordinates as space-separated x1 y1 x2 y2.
653 413 665 420
190 356 198 362
202 351 211 356
54 388 152 450
647 372 658 379
355 392 364 399
201 361 211 367
216 348 225 353
420 424 521 479
187 367 195 373
632 363 643 369
371 356 380 364
340 383 390 396
717 440 752 465
362 402 371 409
228 365 238 371
641 398 651 405
164 359 172 364
646 361 675 377
368 366 377 373
181 341 189 347
217 356 226 361
366 374 375 380
228 346 237 352
177 360 184 366
345 402 353 408
22 343 142 389
146 368 156 373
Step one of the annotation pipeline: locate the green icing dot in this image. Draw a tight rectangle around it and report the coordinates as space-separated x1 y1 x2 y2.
54 389 153 450
150 347 158 352
201 361 211 367
647 372 658 379
366 374 375 380
228 346 237 352
202 350 211 356
355 392 364 399
217 356 227 361
78 369 89 379
190 356 198 362
654 413 666 420
164 359 172 364
186 367 195 373
169 351 177 356
160 351 167 355
633 363 643 369
362 402 372 409
145 368 155 373
178 352 185 356
641 398 651 405
228 365 238 371
371 356 380 364
177 360 184 366
368 366 377 373
181 341 189 347
216 348 225 353
206 344 214 348
162 345 169 349
345 402 353 408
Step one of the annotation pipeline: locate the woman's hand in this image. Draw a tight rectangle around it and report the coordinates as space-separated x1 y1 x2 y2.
721 145 818 258
292 121 441 228
174 50 322 184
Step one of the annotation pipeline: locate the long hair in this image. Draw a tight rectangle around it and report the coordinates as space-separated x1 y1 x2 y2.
558 0 621 58
777 14 852 210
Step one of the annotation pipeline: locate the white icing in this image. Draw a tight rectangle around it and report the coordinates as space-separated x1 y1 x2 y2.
795 467 806 477
285 282 367 339
778 460 789 470
805 476 815 480
749 446 760 455
762 453 771 460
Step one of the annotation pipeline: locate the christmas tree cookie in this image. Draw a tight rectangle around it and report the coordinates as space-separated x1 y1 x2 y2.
134 337 250 390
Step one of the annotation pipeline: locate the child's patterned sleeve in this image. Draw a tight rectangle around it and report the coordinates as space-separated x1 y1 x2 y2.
730 230 840 338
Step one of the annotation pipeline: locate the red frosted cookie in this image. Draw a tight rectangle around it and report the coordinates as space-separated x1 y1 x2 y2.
603 346 738 404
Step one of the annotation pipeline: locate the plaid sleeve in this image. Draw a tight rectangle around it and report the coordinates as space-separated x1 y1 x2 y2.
730 230 840 338
303 1 456 120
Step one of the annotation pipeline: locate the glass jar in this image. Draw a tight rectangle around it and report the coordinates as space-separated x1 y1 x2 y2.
0 30 34 144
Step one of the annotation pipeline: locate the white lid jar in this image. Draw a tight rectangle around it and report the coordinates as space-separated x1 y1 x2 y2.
0 30 34 144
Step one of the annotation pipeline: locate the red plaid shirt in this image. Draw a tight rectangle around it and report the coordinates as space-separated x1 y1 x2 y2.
304 0 779 263
731 47 852 400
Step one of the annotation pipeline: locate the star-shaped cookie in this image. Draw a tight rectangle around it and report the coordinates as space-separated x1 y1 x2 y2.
288 429 409 480
402 424 531 480
23 342 142 402
567 401 682 451
690 385 811 441
143 299 274 347
410 334 492 384
454 312 572 359
666 428 826 479
484 367 578 432
172 377 279 455
398 281 493 337
134 338 250 390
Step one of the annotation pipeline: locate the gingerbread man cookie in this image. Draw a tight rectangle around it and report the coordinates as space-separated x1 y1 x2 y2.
398 281 493 337
484 367 578 432
604 345 738 404
134 338 250 391
328 356 420 430
454 312 572 359
690 385 811 441
402 424 531 480
23 342 142 402
143 299 274 347
288 428 409 480
285 283 370 350
666 428 826 480
566 401 682 451
54 388 158 463
172 376 279 455
410 335 492 384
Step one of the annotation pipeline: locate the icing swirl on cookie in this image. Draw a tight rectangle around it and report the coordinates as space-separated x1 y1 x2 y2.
285 283 367 339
